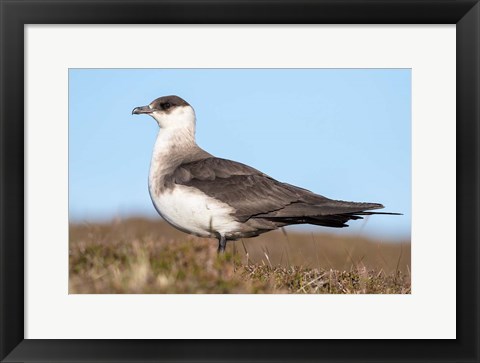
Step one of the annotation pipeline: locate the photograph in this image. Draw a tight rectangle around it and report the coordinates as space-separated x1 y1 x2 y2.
69 68 411 294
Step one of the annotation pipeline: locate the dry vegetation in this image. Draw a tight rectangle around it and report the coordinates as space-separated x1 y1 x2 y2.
69 218 411 294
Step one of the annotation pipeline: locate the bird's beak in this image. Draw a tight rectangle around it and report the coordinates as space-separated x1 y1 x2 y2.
132 105 153 115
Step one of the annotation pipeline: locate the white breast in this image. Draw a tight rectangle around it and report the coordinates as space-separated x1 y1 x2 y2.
149 185 242 238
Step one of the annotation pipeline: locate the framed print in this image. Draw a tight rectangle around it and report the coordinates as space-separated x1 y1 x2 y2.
1 0 479 362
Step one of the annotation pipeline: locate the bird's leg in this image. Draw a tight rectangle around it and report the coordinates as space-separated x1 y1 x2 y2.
217 235 227 254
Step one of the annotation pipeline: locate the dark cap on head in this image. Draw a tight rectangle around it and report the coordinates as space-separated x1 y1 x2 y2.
151 95 190 109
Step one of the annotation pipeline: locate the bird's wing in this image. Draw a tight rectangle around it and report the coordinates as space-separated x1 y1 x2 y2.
171 157 382 222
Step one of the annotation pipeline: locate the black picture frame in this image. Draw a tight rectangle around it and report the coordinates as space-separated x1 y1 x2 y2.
1 1 478 362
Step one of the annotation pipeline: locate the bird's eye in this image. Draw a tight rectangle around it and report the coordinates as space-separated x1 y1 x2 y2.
163 102 171 109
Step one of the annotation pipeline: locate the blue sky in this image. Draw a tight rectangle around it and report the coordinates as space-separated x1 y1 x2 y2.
69 69 411 240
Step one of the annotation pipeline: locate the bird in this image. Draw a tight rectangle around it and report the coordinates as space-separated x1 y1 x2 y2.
132 95 399 253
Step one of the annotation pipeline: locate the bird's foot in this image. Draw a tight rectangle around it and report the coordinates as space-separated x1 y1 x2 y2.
217 235 227 254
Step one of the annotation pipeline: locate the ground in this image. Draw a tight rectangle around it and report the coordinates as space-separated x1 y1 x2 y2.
69 218 411 294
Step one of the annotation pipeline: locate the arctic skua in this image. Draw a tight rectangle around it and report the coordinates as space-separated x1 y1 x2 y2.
132 95 399 253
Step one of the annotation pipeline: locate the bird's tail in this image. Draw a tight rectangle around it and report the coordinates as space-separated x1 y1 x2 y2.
262 212 401 228
256 201 402 228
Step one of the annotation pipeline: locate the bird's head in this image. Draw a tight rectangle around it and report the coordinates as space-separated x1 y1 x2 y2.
132 95 195 130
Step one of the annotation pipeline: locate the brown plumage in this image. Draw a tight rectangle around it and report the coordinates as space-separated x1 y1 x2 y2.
170 157 392 229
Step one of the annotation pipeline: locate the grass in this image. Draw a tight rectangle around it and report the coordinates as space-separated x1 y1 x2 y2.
69 217 411 294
